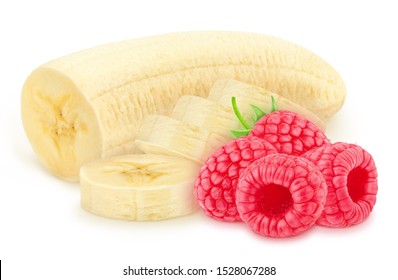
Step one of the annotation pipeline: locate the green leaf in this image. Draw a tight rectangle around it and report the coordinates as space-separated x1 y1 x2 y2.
271 95 278 112
250 104 266 123
230 129 251 138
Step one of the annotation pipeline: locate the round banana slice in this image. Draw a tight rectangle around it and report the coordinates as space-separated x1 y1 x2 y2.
135 115 230 164
80 154 200 221
208 79 326 131
171 95 237 139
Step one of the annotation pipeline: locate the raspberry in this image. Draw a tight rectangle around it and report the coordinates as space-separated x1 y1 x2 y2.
303 142 378 227
194 136 277 222
249 110 330 155
236 154 327 237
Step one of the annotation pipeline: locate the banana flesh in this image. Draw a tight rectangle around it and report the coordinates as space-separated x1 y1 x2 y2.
135 115 230 164
80 154 200 221
21 31 346 181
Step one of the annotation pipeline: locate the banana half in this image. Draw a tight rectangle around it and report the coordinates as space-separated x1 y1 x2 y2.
21 68 102 180
80 154 200 221
22 31 346 181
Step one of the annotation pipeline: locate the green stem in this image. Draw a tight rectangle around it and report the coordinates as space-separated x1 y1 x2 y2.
231 96 250 129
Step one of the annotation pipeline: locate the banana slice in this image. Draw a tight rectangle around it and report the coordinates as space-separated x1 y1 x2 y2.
135 115 229 163
208 79 326 131
171 95 237 139
80 154 200 221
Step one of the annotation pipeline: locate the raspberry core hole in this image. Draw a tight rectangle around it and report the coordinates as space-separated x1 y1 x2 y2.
347 167 368 202
259 183 292 216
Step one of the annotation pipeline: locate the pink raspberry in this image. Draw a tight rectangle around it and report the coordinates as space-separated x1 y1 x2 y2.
194 136 277 222
249 110 330 155
303 142 378 227
236 154 327 238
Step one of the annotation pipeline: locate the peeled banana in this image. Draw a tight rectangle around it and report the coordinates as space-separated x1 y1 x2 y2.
80 154 200 221
21 31 346 181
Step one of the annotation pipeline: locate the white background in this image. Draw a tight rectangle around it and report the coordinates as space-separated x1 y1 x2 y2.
1 0 397 279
